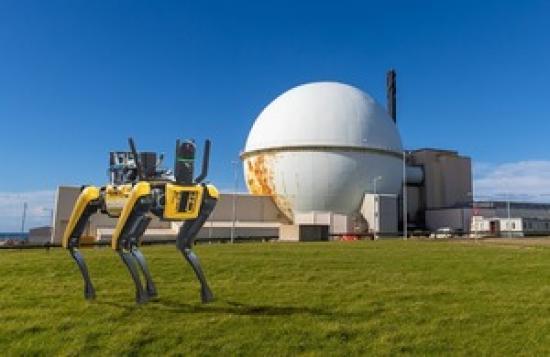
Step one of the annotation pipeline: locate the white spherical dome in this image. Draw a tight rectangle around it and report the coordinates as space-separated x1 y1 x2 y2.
242 82 403 220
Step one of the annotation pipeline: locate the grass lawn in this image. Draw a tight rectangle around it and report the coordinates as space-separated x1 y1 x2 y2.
3 239 550 355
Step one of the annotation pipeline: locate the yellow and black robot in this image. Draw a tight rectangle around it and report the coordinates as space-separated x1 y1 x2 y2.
62 138 218 304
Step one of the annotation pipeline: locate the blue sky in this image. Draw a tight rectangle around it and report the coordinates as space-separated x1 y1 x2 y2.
1 0 549 230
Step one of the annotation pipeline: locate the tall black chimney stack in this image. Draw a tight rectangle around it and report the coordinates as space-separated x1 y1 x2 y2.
386 69 397 123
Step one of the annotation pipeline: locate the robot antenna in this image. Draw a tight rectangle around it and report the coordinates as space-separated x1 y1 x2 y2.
195 139 211 183
128 137 144 180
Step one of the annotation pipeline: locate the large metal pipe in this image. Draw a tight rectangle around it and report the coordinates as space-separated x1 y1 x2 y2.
386 69 396 123
406 165 424 185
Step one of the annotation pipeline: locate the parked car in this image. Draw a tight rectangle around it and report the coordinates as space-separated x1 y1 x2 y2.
430 227 455 239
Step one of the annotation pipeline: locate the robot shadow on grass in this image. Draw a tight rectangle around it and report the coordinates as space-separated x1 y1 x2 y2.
150 299 346 317
94 298 334 317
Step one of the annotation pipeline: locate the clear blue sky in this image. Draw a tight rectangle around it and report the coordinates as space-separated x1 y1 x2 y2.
1 0 549 229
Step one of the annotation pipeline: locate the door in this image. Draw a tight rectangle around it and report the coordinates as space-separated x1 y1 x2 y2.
490 220 500 235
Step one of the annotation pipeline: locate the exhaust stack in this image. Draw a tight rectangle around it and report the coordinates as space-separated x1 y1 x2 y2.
386 69 397 123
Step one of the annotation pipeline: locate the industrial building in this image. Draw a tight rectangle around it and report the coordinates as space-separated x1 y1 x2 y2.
426 201 550 236
28 226 52 244
47 71 550 243
471 215 550 238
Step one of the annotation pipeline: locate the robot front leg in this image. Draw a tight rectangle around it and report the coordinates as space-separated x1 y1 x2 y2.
176 195 217 303
70 249 96 300
112 184 156 303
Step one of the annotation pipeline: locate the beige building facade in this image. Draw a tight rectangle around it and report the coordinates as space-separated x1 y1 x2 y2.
51 187 285 244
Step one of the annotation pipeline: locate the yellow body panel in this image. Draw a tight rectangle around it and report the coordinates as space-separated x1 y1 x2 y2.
62 186 100 248
104 184 132 217
163 183 203 220
206 184 219 199
111 182 151 250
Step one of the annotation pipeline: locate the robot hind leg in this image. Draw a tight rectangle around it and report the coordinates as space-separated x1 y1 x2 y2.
131 245 157 298
176 196 217 303
62 186 101 300
114 200 156 304
118 249 149 304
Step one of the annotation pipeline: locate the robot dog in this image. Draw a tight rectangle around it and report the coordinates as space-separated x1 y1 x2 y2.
62 138 218 304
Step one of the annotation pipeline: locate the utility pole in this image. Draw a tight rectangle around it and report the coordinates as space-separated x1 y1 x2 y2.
43 208 54 226
507 193 511 238
231 160 239 243
21 202 27 233
373 176 382 195
402 151 408 239
494 192 513 238
372 176 382 236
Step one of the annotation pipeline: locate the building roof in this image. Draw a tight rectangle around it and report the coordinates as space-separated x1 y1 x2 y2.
409 148 459 155
475 201 550 209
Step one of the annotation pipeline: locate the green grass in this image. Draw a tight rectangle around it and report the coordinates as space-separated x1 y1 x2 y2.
3 240 550 355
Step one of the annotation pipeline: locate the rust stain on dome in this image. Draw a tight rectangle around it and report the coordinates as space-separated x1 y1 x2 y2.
244 154 293 220
245 154 274 195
